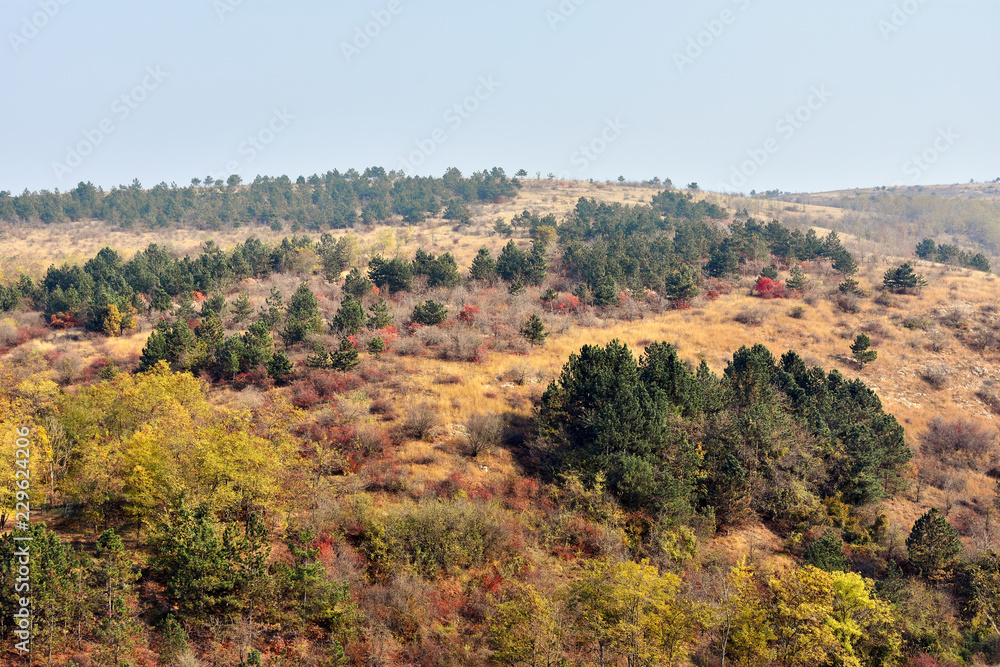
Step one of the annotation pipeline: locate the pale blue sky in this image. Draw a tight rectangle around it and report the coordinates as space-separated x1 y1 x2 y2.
2 0 996 194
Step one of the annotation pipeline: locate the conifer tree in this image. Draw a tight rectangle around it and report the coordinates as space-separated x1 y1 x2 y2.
343 266 374 299
331 294 364 334
366 297 393 330
469 247 499 283
231 292 253 323
330 338 360 371
907 507 962 579
850 334 877 369
520 313 549 347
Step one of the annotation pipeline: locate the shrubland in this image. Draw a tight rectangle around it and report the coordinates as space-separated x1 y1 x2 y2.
1 172 1000 665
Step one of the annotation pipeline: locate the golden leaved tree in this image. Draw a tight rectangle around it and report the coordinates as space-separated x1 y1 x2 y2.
60 361 298 536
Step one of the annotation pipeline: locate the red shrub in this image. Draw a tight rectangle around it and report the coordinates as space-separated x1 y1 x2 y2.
472 344 489 364
706 290 720 301
458 304 481 325
377 325 398 350
554 294 582 313
754 276 786 299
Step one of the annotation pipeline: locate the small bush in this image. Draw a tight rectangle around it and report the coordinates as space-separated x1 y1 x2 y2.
465 413 504 458
788 306 805 319
902 316 932 331
922 416 998 471
920 365 952 390
834 293 861 314
734 307 767 326
404 402 438 441
976 387 1000 416
370 398 398 421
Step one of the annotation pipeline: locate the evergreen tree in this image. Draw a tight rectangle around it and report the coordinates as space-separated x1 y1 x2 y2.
915 238 937 260
330 338 360 371
267 349 294 384
367 335 386 357
469 247 499 283
201 292 227 317
231 292 253 323
282 283 323 345
259 286 284 328
411 300 448 326
152 288 172 312
241 320 275 370
883 262 927 294
850 334 877 369
366 298 393 330
343 266 374 299
705 245 740 277
786 265 808 291
838 277 863 295
907 507 962 579
368 255 413 293
175 291 197 319
331 294 364 334
93 529 141 667
520 313 549 347
663 266 700 306
760 265 779 280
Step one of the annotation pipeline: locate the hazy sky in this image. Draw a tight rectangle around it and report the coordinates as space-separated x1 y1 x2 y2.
2 0 997 194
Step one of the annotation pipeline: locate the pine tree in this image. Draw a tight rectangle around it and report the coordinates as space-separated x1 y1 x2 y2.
267 349 294 383
907 507 963 579
367 335 386 357
305 342 333 369
883 262 927 294
231 292 253 323
760 265 779 280
469 247 499 283
343 266 374 299
260 286 284 328
152 288 172 312
786 265 808 291
411 300 448 326
331 294 364 334
366 298 393 330
851 334 877 369
175 291 197 319
93 530 141 667
520 313 549 347
838 277 863 295
663 266 700 306
330 338 360 371
282 283 323 346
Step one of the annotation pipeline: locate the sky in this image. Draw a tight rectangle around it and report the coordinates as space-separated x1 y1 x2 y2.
1 0 997 195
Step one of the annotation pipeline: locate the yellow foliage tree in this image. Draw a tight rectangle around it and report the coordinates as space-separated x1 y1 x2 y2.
60 361 298 535
723 558 775 667
0 367 55 529
569 559 701 667
488 583 562 667
102 303 123 337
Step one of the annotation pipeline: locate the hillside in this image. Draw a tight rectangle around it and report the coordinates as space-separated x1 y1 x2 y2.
2 175 999 666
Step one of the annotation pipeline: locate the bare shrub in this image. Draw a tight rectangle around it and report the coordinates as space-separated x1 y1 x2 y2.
834 293 861 314
734 307 767 326
404 402 438 441
920 365 952 390
0 319 17 348
902 316 932 331
922 416 998 471
924 331 949 353
440 329 481 362
465 413 504 458
500 363 532 386
976 387 1000 416
873 291 896 307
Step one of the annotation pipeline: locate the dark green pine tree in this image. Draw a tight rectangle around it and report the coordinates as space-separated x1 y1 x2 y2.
760 265 779 280
240 320 275 370
851 334 877 369
343 267 374 299
907 507 963 579
231 292 253 323
93 529 141 667
915 238 937 260
367 335 386 357
329 338 360 371
411 300 448 326
786 265 808 291
267 349 294 384
282 283 323 346
366 298 393 330
705 245 740 278
469 247 499 283
520 313 549 347
151 288 173 312
663 266 700 306
260 286 285 329
883 262 927 294
305 342 333 369
331 295 365 334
